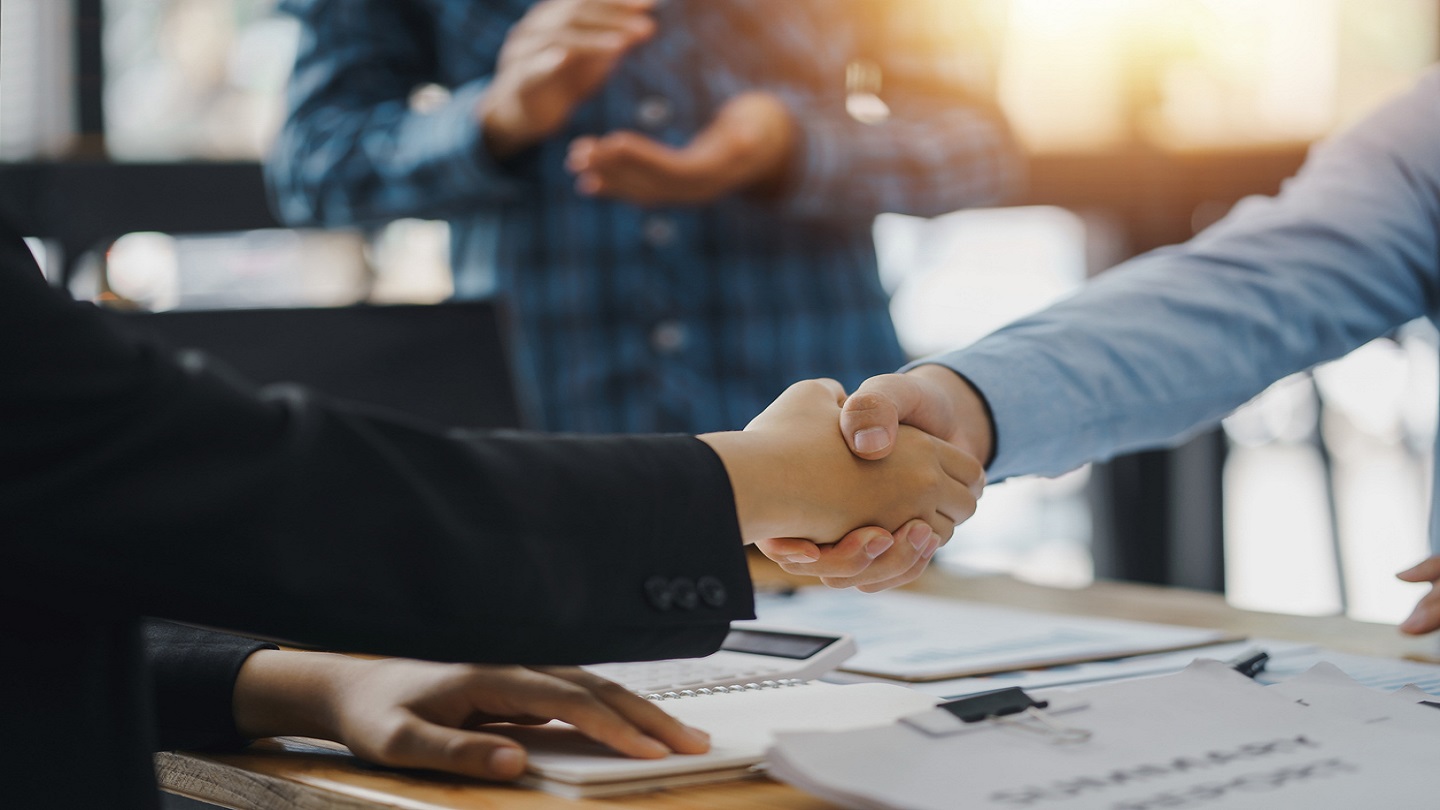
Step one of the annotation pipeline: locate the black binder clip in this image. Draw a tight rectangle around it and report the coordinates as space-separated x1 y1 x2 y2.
902 687 1092 744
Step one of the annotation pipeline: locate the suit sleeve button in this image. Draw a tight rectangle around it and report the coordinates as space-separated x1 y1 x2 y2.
645 576 674 611
670 577 699 610
697 575 727 608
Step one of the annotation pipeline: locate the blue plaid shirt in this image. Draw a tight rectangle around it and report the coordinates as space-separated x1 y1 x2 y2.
268 0 1020 433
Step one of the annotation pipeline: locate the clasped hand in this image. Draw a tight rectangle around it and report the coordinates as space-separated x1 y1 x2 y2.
748 369 991 591
758 370 1440 644
699 377 983 592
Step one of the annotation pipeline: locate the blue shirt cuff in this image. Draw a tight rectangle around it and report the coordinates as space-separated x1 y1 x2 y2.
428 77 532 202
904 344 1097 483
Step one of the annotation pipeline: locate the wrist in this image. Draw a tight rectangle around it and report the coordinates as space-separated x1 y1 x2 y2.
707 93 797 199
695 431 784 543
477 88 538 160
232 650 364 742
742 105 798 199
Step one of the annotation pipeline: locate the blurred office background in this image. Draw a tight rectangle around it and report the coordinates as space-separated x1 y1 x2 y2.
1 0 1436 624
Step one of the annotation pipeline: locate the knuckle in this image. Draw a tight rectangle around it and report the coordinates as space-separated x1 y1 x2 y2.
552 682 597 707
791 378 836 397
590 677 633 698
373 717 417 760
844 390 893 416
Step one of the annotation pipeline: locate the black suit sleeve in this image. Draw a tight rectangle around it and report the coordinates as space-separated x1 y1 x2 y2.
143 620 277 751
1 231 754 665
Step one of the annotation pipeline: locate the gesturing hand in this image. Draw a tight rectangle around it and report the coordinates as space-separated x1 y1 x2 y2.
566 91 797 205
481 0 658 158
1398 556 1440 634
233 653 710 782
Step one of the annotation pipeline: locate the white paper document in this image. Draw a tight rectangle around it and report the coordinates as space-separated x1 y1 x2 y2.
755 588 1233 681
768 660 1440 809
1259 646 1440 691
830 639 1317 698
500 681 936 798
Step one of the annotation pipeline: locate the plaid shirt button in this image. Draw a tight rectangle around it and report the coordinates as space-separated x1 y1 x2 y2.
643 216 677 248
636 96 674 129
649 320 688 354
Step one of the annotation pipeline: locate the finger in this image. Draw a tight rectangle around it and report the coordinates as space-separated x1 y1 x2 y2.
934 439 987 500
589 130 678 168
580 171 669 204
565 136 599 172
551 29 635 60
509 676 680 758
921 435 979 534
364 715 529 781
529 668 710 754
581 163 671 203
1400 584 1440 634
1396 556 1440 582
815 523 928 587
841 374 920 460
755 537 822 565
791 377 847 406
778 526 899 580
569 0 657 39
468 712 552 727
933 483 977 535
924 510 957 545
574 0 659 16
576 133 688 201
856 530 941 593
530 0 654 37
506 37 627 88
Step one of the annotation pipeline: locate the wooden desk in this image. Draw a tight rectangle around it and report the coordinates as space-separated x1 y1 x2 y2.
156 572 1435 810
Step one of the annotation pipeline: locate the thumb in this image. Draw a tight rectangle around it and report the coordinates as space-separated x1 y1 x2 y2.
841 374 920 460
364 717 528 781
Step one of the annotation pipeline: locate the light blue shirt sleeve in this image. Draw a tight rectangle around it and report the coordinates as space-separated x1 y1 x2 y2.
917 67 1440 483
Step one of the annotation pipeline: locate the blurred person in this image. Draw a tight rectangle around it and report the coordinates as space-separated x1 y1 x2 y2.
2 219 982 808
759 66 1440 623
267 0 1019 433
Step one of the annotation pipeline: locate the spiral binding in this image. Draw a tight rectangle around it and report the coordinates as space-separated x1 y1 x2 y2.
642 678 810 701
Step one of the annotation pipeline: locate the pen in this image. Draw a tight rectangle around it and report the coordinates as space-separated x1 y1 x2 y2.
1227 648 1269 679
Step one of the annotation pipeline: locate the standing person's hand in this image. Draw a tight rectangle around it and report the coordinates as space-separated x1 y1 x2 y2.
1397 556 1440 634
481 0 658 158
566 91 797 205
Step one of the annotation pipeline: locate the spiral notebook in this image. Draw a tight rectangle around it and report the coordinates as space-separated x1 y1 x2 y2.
500 680 937 799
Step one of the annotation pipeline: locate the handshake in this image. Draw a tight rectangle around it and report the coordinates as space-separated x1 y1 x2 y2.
698 365 995 591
